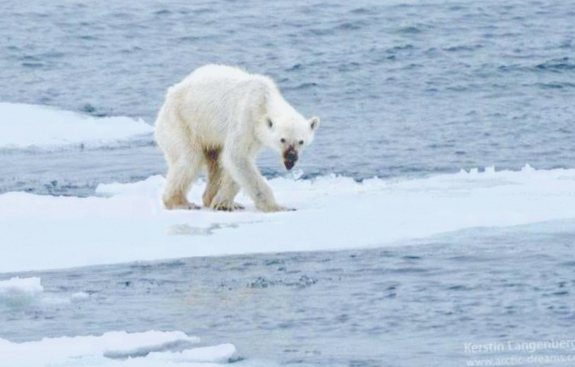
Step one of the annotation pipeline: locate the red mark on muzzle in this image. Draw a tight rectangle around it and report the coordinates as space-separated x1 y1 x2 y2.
283 147 298 170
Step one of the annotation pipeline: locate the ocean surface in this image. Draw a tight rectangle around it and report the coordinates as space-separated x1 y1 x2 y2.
2 222 575 366
1 0 575 194
1 0 575 366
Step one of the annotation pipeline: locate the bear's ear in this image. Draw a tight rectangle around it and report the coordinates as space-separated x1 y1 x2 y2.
309 116 320 131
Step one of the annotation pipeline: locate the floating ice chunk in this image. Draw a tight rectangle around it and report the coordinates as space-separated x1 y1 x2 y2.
0 102 153 150
0 277 43 306
102 331 200 359
0 277 43 295
287 167 304 180
149 343 237 363
0 277 94 307
0 330 220 367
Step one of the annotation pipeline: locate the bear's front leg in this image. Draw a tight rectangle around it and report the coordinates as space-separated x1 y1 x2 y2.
210 172 245 211
257 198 292 213
223 153 291 212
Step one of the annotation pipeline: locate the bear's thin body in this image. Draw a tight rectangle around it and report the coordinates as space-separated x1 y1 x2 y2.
155 64 319 212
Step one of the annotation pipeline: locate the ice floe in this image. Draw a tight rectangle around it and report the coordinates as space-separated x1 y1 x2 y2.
0 277 43 306
0 330 239 367
1 165 575 272
0 103 153 149
0 277 90 307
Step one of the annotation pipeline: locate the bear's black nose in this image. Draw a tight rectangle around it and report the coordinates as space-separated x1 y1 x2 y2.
283 148 298 170
286 150 298 162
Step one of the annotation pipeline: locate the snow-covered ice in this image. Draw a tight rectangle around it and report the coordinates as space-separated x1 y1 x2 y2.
2 165 575 272
0 103 153 149
0 330 239 367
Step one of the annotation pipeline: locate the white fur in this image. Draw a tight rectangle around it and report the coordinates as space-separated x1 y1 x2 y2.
154 64 319 212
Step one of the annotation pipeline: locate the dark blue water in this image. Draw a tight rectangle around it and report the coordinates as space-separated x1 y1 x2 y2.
1 0 575 195
2 223 574 366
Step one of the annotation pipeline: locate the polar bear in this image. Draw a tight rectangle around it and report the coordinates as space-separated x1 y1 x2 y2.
154 64 320 212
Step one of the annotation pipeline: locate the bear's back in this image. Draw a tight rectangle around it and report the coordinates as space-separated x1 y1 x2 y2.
189 64 251 83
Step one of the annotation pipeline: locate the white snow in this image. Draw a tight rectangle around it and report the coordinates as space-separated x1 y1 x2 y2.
0 330 240 367
2 165 575 273
0 103 153 149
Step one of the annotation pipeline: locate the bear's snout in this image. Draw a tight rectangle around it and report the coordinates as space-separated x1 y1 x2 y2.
283 147 298 170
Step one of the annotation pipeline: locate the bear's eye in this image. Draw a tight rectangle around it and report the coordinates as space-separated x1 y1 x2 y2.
267 119 273 128
280 138 286 143
299 140 304 145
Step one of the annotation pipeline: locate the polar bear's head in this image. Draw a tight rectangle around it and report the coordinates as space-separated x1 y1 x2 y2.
250 77 320 170
260 111 320 171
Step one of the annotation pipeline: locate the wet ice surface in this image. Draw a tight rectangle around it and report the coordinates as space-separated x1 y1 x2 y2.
4 166 575 273
1 0 575 194
1 223 574 366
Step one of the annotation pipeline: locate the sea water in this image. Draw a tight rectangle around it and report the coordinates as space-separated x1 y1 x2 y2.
0 0 574 194
1 0 574 365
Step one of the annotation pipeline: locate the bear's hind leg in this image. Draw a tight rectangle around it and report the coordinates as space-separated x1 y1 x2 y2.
203 147 244 211
163 155 203 210
202 148 223 207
